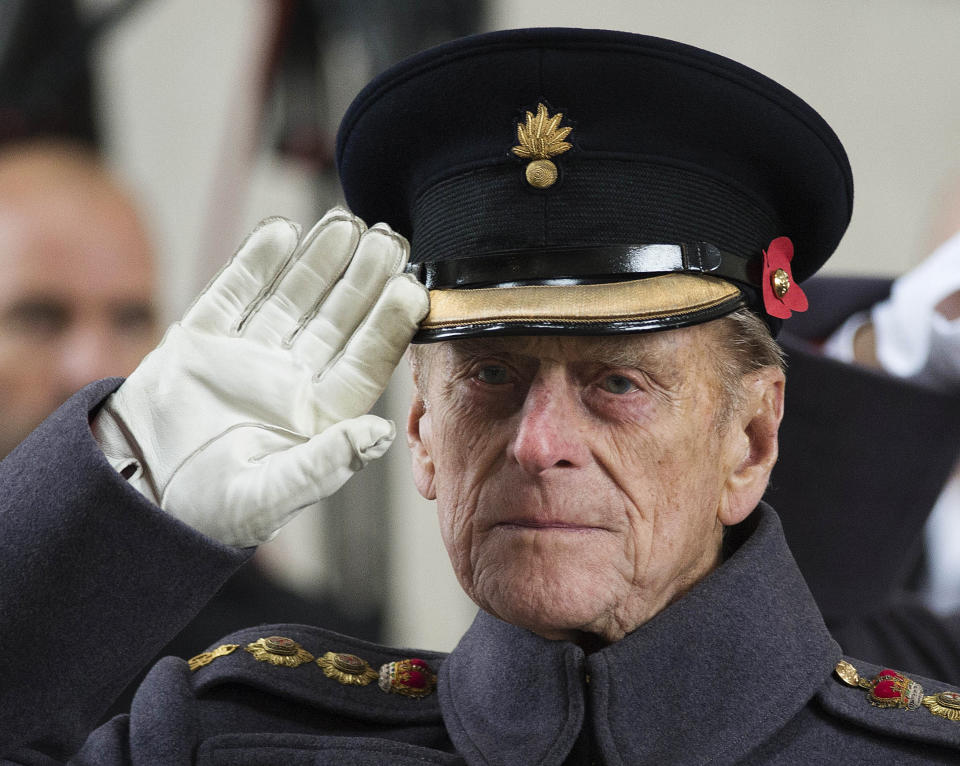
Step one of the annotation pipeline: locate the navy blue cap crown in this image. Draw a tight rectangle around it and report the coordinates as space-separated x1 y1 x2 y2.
336 28 853 340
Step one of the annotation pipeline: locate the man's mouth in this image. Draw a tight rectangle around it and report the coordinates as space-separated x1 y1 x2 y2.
495 520 600 532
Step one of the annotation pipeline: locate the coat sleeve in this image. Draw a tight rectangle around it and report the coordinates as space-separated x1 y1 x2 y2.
0 379 250 761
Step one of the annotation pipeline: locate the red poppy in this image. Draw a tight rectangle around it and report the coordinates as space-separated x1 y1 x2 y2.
762 236 808 319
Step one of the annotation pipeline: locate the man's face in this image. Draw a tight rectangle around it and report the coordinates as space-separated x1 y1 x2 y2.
409 326 780 644
0 174 157 458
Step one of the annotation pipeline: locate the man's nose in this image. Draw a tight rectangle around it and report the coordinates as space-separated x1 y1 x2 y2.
507 378 589 476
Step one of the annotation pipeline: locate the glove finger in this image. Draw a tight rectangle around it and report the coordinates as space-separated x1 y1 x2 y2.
161 415 395 547
183 217 301 334
235 415 397 547
290 222 410 353
243 208 366 347
312 273 429 421
282 413 396 497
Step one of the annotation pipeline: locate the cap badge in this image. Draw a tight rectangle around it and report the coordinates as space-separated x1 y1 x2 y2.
317 651 379 686
188 643 239 671
511 103 572 189
245 636 315 667
762 236 808 318
378 658 437 698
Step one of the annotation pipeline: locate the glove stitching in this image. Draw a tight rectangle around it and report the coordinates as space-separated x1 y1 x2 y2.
182 217 301 326
281 216 364 347
368 224 411 273
236 215 359 336
312 271 427 385
310 286 389 386
234 248 303 336
159 422 309 506
285 226 407 350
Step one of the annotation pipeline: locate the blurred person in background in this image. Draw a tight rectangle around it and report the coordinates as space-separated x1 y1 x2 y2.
0 138 382 725
0 0 153 465
0 138 158 459
760 172 960 685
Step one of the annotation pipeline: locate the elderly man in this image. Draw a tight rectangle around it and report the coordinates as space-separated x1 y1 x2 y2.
3 28 960 764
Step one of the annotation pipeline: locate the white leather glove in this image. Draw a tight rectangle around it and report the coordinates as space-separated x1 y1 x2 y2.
869 230 960 388
92 208 429 547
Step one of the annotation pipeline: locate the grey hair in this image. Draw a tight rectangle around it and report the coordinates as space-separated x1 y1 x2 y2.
705 307 785 427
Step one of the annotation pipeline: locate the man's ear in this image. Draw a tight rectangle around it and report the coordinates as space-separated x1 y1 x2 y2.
407 394 436 500
717 366 785 526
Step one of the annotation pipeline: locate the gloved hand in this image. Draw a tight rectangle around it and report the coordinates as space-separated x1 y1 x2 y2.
870 230 960 388
92 208 429 547
822 230 960 391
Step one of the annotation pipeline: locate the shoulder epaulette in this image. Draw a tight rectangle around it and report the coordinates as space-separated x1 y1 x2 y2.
184 624 446 724
817 658 960 750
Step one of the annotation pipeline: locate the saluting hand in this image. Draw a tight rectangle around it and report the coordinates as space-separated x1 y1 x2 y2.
94 208 429 547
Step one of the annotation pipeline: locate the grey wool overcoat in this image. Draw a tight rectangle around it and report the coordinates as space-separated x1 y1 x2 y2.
3 380 960 764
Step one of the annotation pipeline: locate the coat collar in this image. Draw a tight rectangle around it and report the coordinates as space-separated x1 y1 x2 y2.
439 505 841 766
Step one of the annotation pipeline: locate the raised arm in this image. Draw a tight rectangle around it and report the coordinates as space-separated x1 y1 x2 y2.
0 209 428 759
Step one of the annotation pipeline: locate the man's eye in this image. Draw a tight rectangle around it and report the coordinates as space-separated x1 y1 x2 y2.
476 365 510 384
112 303 157 336
3 300 69 337
599 374 637 394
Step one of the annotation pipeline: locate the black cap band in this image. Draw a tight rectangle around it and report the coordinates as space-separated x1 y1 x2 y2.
408 242 762 291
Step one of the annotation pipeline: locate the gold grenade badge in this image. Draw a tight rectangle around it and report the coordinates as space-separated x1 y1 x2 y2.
512 103 572 189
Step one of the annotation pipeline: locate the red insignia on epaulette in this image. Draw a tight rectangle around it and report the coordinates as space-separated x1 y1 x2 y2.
836 660 960 722
867 668 925 711
378 658 437 698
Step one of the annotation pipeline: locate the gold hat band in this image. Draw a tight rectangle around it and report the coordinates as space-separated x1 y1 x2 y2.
420 273 742 331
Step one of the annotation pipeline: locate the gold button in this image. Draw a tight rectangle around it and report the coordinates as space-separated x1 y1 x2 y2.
317 651 379 686
771 268 790 298
264 636 299 656
245 636 314 667
332 653 366 674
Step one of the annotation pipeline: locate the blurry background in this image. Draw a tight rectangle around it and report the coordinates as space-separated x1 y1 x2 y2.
4 0 959 652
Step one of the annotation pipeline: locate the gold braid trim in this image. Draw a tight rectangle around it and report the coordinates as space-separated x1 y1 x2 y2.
188 643 239 671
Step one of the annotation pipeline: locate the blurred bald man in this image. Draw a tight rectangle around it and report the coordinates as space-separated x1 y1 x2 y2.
0 140 158 458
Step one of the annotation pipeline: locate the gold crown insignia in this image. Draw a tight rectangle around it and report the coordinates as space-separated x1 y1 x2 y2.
511 103 572 189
